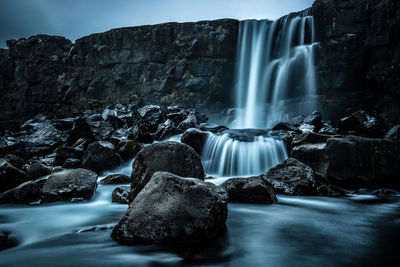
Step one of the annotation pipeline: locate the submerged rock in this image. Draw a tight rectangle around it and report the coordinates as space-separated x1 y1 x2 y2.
41 168 98 202
0 158 31 192
0 231 18 251
112 172 228 244
0 181 41 204
220 176 277 204
130 141 204 202
82 141 120 173
100 174 130 185
112 185 130 204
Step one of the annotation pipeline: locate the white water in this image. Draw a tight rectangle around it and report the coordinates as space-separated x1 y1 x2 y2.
233 10 317 129
202 11 317 178
202 132 287 177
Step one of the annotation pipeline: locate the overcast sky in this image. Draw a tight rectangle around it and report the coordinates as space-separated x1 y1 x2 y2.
0 0 314 48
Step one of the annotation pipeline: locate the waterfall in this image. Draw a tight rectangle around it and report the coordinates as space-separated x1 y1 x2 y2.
202 10 316 177
233 10 317 129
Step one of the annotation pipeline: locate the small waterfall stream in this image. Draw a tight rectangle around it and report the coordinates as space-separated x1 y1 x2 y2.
202 10 317 177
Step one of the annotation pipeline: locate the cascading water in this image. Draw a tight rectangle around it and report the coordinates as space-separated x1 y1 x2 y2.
202 10 317 177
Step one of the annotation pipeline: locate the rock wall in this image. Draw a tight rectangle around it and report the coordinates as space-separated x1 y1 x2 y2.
0 0 399 130
0 19 238 129
312 0 400 128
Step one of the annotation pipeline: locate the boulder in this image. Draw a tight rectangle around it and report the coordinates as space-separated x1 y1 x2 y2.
41 168 98 202
63 158 82 169
181 128 209 155
336 110 380 137
116 140 142 161
272 122 301 133
54 145 83 166
111 172 228 244
0 181 41 204
26 163 52 179
177 111 207 132
197 123 228 133
82 141 120 173
303 111 323 131
100 174 130 184
264 158 321 195
384 125 400 142
0 158 31 192
112 185 130 204
154 119 178 140
291 143 328 174
220 176 277 204
130 141 205 202
137 105 164 133
325 135 400 187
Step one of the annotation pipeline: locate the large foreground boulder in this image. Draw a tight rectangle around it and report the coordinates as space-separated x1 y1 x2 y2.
0 181 41 204
130 141 204 202
220 176 277 204
112 172 228 244
0 158 31 192
82 141 120 173
41 168 98 202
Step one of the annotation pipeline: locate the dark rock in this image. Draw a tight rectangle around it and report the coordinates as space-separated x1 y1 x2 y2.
325 135 400 187
3 154 24 170
177 111 208 132
336 110 380 136
303 111 323 130
154 119 178 140
54 145 83 166
0 158 31 192
265 158 324 196
291 143 328 175
130 141 205 202
53 118 75 131
41 168 98 202
384 125 400 142
27 163 52 179
82 141 120 173
220 176 277 204
100 174 130 184
292 131 331 146
112 185 130 204
137 105 164 133
0 181 41 204
197 123 228 133
272 122 301 133
63 158 82 169
181 128 209 155
0 231 18 251
116 140 142 161
111 171 228 244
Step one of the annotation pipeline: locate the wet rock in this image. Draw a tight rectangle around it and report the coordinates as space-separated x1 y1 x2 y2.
154 119 178 140
264 158 320 196
82 141 120 173
112 185 130 204
0 158 31 192
292 131 331 146
220 176 277 204
384 125 400 142
100 174 130 185
0 181 41 204
54 145 83 166
181 128 209 155
166 106 188 123
53 118 75 131
3 154 24 170
197 123 228 134
116 140 142 161
303 111 323 131
138 105 164 133
41 168 98 202
27 163 52 179
337 110 380 136
177 111 208 132
0 231 18 251
130 141 204 202
62 158 82 169
112 172 228 244
272 122 301 133
325 135 400 187
291 143 328 175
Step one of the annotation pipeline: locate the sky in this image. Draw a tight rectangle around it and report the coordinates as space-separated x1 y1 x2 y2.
0 0 314 48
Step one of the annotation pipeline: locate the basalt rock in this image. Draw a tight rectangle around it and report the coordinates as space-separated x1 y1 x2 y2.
112 185 130 204
0 181 41 204
129 141 205 202
41 168 98 202
0 158 32 192
220 176 277 204
100 174 130 185
26 163 52 179
181 128 209 155
116 140 142 161
82 141 120 173
112 172 228 244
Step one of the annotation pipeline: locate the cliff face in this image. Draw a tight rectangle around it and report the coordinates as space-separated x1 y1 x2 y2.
0 19 238 129
313 0 400 128
0 0 399 130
